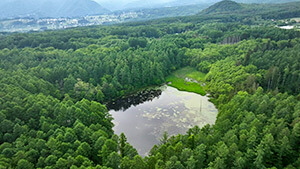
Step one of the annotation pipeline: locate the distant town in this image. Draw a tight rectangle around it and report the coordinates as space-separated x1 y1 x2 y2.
1 9 299 33
0 12 142 33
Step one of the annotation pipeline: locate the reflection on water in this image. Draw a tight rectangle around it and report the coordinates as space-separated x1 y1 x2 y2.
108 85 218 156
107 88 162 111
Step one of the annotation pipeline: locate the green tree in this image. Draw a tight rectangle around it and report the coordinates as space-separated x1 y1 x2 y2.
76 142 91 158
16 159 34 169
119 133 127 157
105 152 121 169
132 155 146 169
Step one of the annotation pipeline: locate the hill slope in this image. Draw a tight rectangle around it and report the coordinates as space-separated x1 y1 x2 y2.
0 0 110 19
236 0 300 3
196 0 300 20
200 0 243 14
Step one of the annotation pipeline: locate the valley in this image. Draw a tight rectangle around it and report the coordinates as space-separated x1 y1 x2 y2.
0 12 140 33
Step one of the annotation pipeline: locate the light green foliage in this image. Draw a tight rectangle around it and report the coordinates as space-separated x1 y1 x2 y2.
166 67 206 95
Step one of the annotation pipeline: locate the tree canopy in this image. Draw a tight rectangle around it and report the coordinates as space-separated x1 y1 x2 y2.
1 1 300 168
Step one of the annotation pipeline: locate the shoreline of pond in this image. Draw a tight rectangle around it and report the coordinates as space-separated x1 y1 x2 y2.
108 85 218 156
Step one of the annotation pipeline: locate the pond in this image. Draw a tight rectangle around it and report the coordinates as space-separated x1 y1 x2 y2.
107 85 218 156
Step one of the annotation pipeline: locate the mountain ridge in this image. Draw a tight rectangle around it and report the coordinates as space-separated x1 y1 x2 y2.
107 0 300 11
0 0 110 19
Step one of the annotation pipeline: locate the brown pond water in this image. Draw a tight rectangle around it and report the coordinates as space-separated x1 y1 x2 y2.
108 85 218 156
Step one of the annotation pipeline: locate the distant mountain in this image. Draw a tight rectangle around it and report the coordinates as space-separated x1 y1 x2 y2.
117 3 212 21
123 0 167 10
166 0 300 7
235 0 300 3
98 0 300 11
56 0 110 17
198 0 300 20
164 0 217 7
1 0 299 19
201 0 243 14
0 0 110 19
122 0 218 10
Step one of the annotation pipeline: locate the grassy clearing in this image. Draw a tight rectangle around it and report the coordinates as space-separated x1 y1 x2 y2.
166 67 206 96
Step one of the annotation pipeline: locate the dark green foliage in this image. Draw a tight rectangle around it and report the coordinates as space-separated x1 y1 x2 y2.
0 1 300 168
201 0 243 15
128 37 148 48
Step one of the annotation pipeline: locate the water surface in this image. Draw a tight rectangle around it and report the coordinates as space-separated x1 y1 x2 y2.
108 85 218 156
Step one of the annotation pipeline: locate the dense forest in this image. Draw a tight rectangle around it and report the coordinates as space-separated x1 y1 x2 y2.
0 0 300 168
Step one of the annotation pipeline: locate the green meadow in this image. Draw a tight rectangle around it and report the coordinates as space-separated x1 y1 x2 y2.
166 67 206 96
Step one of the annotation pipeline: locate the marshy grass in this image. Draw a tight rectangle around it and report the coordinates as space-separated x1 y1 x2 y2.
166 67 206 96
